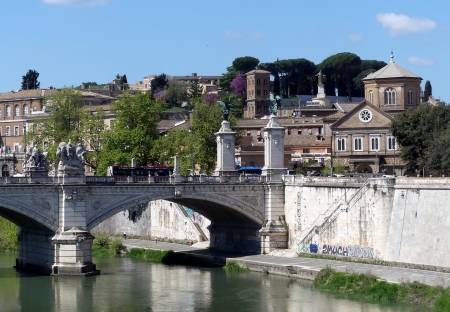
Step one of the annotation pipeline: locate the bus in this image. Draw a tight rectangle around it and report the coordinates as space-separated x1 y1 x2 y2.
238 166 262 176
107 165 174 177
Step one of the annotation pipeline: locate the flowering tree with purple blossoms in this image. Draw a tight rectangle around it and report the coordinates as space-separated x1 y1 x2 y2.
230 74 247 95
153 90 167 101
203 93 219 105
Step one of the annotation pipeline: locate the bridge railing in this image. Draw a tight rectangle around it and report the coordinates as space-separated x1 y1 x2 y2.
84 175 267 184
0 176 55 184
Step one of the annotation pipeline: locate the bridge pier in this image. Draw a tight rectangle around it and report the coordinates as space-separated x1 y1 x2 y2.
51 227 99 276
208 221 261 253
16 228 55 275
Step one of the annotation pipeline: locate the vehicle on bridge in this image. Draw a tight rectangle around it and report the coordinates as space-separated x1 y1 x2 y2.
107 165 174 177
238 166 262 176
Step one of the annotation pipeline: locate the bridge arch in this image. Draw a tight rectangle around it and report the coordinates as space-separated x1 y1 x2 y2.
87 190 264 231
0 198 57 232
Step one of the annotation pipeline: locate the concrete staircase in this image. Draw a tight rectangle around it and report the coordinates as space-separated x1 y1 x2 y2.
300 179 371 245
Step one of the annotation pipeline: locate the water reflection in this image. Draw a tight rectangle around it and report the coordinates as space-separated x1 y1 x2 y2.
0 253 429 312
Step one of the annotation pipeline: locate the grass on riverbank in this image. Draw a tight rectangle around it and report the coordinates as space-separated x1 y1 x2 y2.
92 232 123 257
0 217 19 252
223 260 250 273
314 266 450 310
125 248 220 267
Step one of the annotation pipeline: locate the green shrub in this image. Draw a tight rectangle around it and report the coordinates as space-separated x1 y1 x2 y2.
223 260 249 273
0 217 19 251
92 232 110 249
110 238 123 254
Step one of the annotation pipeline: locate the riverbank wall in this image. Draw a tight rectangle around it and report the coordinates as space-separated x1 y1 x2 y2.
285 176 450 268
92 200 210 242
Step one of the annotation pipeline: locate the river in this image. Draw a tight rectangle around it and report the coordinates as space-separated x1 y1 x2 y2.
0 252 427 311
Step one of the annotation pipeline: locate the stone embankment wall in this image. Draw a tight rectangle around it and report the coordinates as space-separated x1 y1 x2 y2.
92 200 210 242
285 176 450 268
284 176 396 260
384 177 450 267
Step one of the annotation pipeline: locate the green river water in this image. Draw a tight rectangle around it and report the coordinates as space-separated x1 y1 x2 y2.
0 252 427 312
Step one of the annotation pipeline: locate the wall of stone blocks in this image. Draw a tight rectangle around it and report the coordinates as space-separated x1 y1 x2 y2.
384 177 450 267
92 200 210 242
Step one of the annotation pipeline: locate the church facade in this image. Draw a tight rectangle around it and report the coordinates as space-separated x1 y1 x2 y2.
330 53 422 175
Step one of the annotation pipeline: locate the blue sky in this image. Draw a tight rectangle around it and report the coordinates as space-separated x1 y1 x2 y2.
1 0 449 101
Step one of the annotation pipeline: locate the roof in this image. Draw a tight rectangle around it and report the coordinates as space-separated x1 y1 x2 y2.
245 68 271 75
0 89 56 100
237 117 323 128
334 102 359 113
363 62 421 80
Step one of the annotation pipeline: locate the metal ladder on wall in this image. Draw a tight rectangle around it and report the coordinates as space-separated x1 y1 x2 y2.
299 179 372 246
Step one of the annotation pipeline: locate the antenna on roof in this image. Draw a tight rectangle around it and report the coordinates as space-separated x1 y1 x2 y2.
390 51 394 63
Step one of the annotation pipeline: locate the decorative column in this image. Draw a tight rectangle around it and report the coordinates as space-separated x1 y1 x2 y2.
260 114 288 254
51 141 99 276
214 121 237 176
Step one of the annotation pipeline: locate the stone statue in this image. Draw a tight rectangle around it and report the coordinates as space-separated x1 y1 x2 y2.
56 140 86 171
217 99 233 121
316 70 326 85
269 93 281 116
23 142 48 170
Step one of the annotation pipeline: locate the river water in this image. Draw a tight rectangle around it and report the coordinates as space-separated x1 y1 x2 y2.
0 253 427 312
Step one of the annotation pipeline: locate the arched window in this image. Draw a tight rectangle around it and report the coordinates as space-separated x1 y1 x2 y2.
6 105 11 117
408 89 413 105
23 104 28 115
14 105 20 116
384 88 396 105
368 90 373 103
0 109 2 117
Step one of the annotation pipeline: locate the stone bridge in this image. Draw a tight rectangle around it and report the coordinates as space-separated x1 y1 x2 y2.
1 117 288 276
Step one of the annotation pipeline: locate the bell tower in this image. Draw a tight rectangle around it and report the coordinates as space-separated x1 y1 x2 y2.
245 68 271 118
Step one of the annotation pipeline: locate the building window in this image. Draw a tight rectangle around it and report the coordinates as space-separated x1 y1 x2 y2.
353 136 363 151
337 137 346 151
263 79 267 85
257 79 260 85
23 104 28 115
303 148 310 153
384 88 396 105
369 90 373 103
14 105 20 116
6 105 11 117
14 127 19 136
0 109 2 117
283 109 287 116
297 130 302 135
5 127 10 136
408 90 413 105
387 136 396 150
370 135 380 151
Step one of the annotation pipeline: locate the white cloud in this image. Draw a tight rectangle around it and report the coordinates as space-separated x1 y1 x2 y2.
348 34 362 42
408 56 435 66
224 30 265 40
376 13 436 36
43 0 111 6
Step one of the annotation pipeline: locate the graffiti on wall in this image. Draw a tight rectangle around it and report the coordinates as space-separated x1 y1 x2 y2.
296 192 302 230
184 206 205 227
295 238 380 259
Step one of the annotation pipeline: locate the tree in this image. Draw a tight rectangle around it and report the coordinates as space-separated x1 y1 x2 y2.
161 99 240 175
218 70 238 92
21 69 40 90
354 60 387 97
232 56 260 74
230 74 247 95
390 103 450 175
80 108 107 173
259 61 280 95
165 86 187 107
203 93 219 105
187 78 203 104
151 73 169 94
424 80 432 102
319 52 361 102
25 88 91 165
96 92 167 175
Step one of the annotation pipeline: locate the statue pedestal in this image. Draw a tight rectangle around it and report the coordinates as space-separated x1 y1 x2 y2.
25 168 49 178
260 116 288 253
57 167 86 184
312 84 330 106
214 121 237 176
51 227 99 276
262 116 286 182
